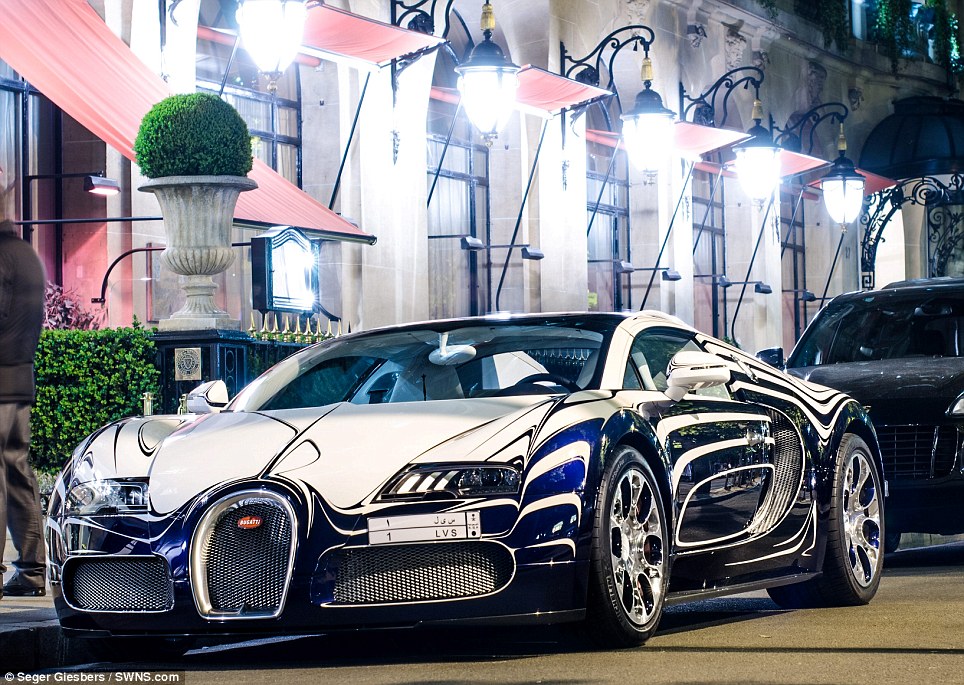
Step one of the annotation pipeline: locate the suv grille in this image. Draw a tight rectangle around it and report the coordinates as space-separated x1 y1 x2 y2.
65 557 172 612
875 425 958 480
330 542 513 605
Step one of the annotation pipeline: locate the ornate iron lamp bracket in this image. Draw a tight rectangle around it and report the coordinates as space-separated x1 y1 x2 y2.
678 66 765 128
772 102 849 155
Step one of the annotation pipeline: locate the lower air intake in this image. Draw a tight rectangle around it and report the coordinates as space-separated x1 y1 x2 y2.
66 556 172 612
331 542 513 605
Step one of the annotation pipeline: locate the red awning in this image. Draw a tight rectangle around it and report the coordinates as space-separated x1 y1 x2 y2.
0 0 374 244
301 4 445 68
586 122 748 158
516 66 611 115
429 70 611 116
200 4 445 70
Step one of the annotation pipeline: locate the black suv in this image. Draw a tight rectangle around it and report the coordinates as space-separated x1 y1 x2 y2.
761 278 964 551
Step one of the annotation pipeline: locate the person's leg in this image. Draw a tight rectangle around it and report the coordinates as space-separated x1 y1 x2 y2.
0 402 11 580
3 403 45 590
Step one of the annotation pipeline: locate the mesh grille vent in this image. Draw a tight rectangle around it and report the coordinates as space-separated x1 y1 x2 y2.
201 500 292 614
331 542 513 605
66 557 172 612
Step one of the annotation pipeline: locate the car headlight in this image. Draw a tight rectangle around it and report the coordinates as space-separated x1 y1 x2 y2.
65 479 149 516
948 394 964 416
380 464 521 500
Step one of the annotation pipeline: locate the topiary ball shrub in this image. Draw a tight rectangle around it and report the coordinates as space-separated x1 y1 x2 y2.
134 92 253 179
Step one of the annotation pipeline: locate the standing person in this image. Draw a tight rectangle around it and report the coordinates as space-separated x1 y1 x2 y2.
0 219 46 598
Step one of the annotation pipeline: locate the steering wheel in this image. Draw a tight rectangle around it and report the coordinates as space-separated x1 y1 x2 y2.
495 372 581 396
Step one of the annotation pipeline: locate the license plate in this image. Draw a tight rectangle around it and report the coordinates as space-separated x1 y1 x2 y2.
368 511 480 545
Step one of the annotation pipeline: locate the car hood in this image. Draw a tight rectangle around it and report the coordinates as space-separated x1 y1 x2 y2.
788 358 964 423
147 396 557 514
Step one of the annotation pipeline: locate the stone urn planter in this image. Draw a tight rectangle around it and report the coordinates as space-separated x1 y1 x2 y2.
135 92 256 332
140 175 257 331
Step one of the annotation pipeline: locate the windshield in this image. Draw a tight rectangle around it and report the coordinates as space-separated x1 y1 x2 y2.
788 294 964 367
231 320 612 411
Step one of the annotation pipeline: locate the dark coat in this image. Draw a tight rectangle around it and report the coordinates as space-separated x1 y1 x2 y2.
0 231 45 403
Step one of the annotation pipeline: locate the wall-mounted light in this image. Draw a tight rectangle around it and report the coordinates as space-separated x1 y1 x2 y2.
783 288 817 302
461 235 543 260
620 55 676 175
454 1 520 145
83 175 121 196
733 99 781 202
236 0 307 91
718 275 772 294
820 125 866 226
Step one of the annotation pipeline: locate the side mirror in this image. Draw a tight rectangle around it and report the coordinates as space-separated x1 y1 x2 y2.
186 380 229 414
756 347 785 368
665 351 731 402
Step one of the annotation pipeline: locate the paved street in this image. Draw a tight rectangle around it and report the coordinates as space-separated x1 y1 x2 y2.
38 542 964 684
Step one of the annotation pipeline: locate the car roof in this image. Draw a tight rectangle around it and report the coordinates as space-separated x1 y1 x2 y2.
326 311 691 341
829 277 964 305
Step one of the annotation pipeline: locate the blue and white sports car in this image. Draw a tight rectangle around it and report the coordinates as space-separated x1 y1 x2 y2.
46 312 885 654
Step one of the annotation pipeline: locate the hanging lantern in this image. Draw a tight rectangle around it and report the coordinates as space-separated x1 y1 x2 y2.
237 0 307 90
820 126 866 225
454 2 520 145
620 56 676 174
733 99 781 202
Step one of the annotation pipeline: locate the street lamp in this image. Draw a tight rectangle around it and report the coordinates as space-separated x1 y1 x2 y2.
820 126 866 225
733 99 781 202
454 1 520 145
620 55 676 175
236 0 307 91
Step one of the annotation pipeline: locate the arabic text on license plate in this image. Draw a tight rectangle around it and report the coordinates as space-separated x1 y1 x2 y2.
368 511 480 545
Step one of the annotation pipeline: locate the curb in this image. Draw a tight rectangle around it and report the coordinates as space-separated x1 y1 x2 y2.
0 622 101 673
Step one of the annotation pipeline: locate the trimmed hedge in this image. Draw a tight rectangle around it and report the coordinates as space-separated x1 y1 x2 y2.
31 326 161 474
134 92 253 178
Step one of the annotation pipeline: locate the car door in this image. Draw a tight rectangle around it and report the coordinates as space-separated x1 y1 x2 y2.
623 328 774 555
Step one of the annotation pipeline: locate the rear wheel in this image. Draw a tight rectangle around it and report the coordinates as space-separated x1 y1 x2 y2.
585 446 668 647
768 434 883 608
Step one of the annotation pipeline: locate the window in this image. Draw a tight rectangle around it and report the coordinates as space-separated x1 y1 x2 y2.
692 169 727 338
425 41 489 318
196 0 302 185
626 328 729 399
584 98 631 312
781 188 811 349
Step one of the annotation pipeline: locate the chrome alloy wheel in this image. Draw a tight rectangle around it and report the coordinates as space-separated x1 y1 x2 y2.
608 466 665 625
842 449 881 587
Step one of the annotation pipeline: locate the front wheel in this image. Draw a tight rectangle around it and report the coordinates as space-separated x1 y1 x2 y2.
768 433 884 608
585 446 669 648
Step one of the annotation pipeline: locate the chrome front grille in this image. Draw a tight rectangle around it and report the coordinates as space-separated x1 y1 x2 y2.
65 556 172 612
875 425 958 480
330 542 513 605
192 492 295 619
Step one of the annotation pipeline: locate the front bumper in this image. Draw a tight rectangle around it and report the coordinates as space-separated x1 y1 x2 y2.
48 480 589 637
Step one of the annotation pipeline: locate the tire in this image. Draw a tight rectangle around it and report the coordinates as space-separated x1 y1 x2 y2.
584 445 669 648
768 434 884 609
884 530 901 554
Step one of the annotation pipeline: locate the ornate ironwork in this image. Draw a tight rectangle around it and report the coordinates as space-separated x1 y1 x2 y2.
678 66 764 128
390 0 457 37
772 102 849 156
560 25 655 129
860 174 964 286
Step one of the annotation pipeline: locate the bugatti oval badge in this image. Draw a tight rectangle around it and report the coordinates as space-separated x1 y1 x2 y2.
237 515 263 530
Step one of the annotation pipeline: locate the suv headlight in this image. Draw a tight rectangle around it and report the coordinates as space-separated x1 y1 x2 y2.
948 394 964 416
65 479 149 516
380 464 521 500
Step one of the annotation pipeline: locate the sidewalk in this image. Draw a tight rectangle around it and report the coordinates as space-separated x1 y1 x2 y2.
1 538 61 672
